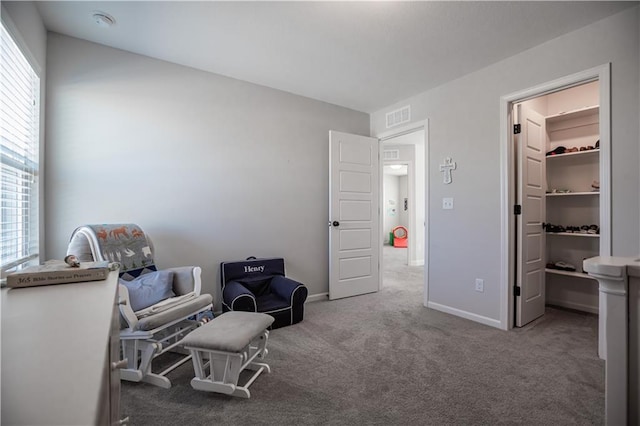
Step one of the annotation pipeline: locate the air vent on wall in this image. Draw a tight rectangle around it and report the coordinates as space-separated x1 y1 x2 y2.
383 149 400 160
385 105 411 128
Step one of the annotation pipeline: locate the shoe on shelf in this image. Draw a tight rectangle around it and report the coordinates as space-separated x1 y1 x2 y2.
591 180 600 191
587 224 599 234
546 146 566 156
565 147 579 153
554 261 576 271
545 224 565 233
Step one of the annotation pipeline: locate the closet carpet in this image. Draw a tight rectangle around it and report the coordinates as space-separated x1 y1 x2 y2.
120 246 603 425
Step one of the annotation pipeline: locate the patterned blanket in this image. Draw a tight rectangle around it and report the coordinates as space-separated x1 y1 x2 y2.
71 224 157 280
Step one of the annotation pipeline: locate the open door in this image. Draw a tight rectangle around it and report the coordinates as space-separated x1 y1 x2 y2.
329 130 380 300
515 105 547 326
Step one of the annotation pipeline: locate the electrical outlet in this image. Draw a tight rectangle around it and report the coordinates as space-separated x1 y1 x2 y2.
475 278 484 292
442 198 454 210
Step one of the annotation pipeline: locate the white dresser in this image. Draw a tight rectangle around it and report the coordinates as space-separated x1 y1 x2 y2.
1 270 122 425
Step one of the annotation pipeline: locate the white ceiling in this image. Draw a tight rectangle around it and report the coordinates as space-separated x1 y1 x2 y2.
35 1 637 113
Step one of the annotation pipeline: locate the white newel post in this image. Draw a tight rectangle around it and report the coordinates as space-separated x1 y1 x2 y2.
584 256 633 426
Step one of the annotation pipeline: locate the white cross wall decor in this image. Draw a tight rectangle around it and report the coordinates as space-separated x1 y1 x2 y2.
439 157 457 184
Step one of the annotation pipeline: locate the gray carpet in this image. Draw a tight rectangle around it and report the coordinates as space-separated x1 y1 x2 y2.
120 246 604 425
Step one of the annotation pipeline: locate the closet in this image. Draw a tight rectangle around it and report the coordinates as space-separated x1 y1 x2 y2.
519 81 601 318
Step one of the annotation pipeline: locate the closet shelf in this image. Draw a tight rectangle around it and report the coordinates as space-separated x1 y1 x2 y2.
546 149 599 159
546 105 599 123
546 232 599 238
546 191 599 197
545 268 597 280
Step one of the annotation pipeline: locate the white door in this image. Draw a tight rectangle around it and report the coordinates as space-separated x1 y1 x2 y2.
516 105 547 326
329 130 380 300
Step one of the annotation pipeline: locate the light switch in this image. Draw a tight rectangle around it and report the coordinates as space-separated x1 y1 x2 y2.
442 198 454 210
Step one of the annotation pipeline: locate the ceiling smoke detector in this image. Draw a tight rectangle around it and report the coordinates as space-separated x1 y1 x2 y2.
92 12 115 28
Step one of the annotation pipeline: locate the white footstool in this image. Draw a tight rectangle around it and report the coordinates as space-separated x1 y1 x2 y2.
181 311 274 398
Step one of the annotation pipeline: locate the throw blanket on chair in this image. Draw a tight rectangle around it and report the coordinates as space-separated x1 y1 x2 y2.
67 224 157 280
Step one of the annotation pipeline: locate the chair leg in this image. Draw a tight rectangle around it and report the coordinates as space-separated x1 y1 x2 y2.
137 341 161 376
120 340 172 388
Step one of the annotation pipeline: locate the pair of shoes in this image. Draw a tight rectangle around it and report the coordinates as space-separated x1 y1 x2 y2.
579 145 595 151
555 261 576 271
578 224 599 234
565 147 579 153
546 146 566 156
543 223 565 233
565 226 581 233
546 261 576 271
547 188 572 194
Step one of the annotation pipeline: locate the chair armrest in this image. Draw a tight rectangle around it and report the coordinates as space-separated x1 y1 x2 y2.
223 281 257 312
118 284 139 330
164 266 202 296
271 276 308 304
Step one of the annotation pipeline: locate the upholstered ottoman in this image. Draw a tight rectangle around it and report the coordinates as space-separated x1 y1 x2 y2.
182 311 274 398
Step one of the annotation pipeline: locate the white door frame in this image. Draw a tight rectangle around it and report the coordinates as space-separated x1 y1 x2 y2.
374 120 429 307
499 64 611 330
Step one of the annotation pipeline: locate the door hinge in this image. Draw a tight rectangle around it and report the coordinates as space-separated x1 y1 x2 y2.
514 286 521 296
513 124 521 134
514 204 522 215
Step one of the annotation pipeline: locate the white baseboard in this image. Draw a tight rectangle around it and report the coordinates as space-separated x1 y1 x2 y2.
427 301 502 329
306 293 328 303
546 299 599 315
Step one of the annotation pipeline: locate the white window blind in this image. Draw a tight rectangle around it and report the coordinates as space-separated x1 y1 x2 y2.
1 21 40 274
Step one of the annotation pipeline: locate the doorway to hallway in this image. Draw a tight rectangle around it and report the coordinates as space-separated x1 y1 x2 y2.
380 127 426 298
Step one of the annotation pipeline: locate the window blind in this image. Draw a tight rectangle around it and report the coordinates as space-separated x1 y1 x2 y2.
1 21 40 273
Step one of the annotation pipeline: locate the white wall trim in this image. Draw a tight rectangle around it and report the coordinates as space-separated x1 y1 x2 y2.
377 120 426 142
306 293 328 303
499 64 612 330
427 301 502 329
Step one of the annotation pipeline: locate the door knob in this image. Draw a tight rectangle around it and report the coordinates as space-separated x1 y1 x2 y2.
332 221 340 227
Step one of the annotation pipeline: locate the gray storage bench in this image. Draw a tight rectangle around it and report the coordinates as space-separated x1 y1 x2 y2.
182 311 274 398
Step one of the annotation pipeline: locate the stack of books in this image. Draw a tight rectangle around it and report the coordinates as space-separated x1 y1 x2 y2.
6 260 111 288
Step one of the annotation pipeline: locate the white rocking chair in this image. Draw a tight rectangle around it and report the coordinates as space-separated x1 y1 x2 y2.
67 224 213 388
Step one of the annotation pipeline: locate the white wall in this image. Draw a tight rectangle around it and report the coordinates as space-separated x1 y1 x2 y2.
370 7 640 325
45 34 369 306
546 80 599 116
2 2 46 68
